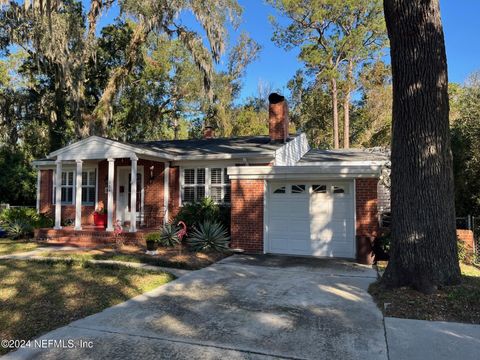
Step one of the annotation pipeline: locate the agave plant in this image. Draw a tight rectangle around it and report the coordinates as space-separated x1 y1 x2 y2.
187 220 230 253
159 223 181 248
4 220 33 240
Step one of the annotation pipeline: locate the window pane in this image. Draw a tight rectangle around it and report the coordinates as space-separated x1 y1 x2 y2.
211 168 222 184
88 187 95 203
223 168 229 183
68 172 74 185
292 185 306 194
63 188 72 203
89 171 96 186
197 168 205 184
184 187 195 203
313 184 327 193
211 186 222 202
224 186 231 203
61 172 67 186
82 172 88 186
333 186 345 194
273 186 286 194
82 190 87 202
196 186 205 201
184 169 195 185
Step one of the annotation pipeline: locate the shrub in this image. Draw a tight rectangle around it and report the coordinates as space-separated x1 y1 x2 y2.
3 219 33 239
0 207 53 239
0 207 54 228
457 239 474 264
159 223 180 248
187 220 230 253
174 197 230 235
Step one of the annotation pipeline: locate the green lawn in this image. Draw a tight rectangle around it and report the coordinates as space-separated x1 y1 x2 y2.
0 239 40 255
0 259 174 355
369 263 480 324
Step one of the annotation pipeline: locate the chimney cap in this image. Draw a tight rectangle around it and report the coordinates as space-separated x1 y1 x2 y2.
268 93 285 104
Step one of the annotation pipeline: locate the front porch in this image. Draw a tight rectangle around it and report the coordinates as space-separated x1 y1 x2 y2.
34 137 176 236
35 226 159 247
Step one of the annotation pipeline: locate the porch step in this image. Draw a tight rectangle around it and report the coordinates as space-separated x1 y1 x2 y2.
34 227 156 248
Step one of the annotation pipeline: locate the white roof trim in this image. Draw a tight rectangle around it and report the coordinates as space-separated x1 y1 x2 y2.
47 136 174 161
227 164 383 180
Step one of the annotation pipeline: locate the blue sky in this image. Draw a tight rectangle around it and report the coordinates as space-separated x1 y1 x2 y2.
64 0 480 100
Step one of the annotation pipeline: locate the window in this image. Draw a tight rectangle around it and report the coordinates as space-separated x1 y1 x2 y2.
273 185 286 194
291 184 306 194
312 184 327 194
53 171 74 204
333 185 347 194
181 167 231 204
182 168 206 203
210 168 230 203
82 170 96 205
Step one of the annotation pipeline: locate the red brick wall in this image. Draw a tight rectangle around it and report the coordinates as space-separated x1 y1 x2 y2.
39 170 53 215
168 166 180 220
355 178 379 238
231 179 264 253
457 229 475 252
140 160 165 227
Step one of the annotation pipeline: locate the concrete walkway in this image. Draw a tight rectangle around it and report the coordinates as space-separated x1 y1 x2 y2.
0 246 191 278
2 254 480 359
385 317 480 360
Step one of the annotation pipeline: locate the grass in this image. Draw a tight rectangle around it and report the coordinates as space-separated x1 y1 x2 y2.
369 263 480 324
0 259 174 355
0 239 40 255
37 244 230 270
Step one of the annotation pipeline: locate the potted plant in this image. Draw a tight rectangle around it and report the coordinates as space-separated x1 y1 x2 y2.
145 233 160 252
93 201 107 228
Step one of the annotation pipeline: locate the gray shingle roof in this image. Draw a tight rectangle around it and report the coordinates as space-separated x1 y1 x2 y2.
133 136 290 157
299 148 390 163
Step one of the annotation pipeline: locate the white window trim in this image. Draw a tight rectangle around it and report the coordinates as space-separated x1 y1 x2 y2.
180 166 231 205
52 165 98 207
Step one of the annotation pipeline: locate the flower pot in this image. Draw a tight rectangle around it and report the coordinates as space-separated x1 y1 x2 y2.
93 213 107 228
146 240 157 251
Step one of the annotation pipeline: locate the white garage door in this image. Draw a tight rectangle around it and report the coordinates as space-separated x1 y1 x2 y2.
267 181 355 258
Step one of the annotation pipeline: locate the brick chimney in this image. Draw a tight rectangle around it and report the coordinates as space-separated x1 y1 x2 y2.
268 93 289 143
203 126 215 139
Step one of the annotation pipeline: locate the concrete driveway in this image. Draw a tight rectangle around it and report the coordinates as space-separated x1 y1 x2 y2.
4 255 387 360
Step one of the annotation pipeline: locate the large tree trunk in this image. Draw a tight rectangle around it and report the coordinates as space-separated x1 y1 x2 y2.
343 59 353 149
331 77 339 149
382 0 461 292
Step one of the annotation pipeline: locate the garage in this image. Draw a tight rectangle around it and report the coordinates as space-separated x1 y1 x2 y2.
266 180 355 258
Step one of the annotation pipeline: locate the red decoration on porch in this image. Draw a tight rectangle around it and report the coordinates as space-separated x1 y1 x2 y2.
177 221 187 241
93 201 107 228
93 213 107 228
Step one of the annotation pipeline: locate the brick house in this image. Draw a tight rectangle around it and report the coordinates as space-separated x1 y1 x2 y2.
33 93 388 263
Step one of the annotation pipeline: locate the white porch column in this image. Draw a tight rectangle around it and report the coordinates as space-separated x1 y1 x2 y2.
106 158 115 232
130 155 138 232
36 169 41 214
74 160 83 230
163 162 169 225
54 160 62 229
